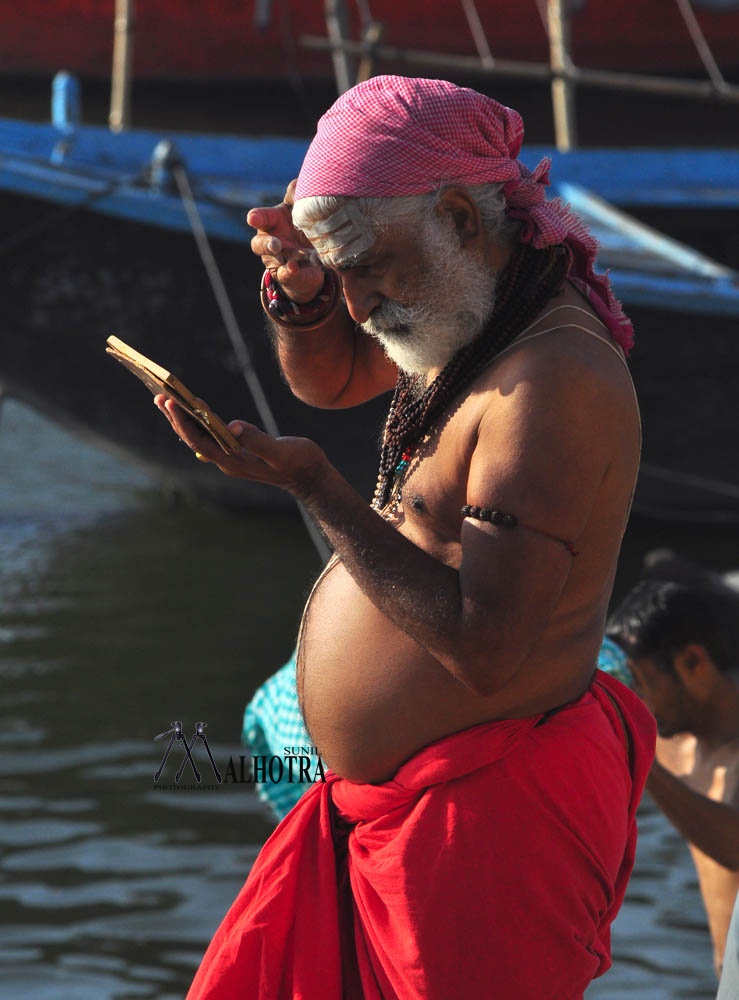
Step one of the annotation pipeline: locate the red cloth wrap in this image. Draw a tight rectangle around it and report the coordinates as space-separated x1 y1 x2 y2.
187 671 655 999
294 75 634 354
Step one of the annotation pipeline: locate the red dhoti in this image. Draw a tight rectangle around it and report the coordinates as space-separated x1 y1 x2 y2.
187 671 655 999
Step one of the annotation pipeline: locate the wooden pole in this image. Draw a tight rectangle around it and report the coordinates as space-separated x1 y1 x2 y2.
109 0 134 132
547 0 577 151
460 0 496 69
300 36 739 103
356 21 384 84
325 0 354 95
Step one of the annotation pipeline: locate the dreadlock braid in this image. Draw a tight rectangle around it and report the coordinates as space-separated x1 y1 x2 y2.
373 242 569 511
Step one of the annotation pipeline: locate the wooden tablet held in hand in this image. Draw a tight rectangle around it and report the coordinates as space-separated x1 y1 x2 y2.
105 335 242 455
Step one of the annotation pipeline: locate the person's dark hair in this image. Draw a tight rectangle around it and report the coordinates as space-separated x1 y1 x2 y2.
640 547 731 593
607 579 739 675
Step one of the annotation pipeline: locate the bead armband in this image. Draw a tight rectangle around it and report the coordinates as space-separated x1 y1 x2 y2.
461 504 579 557
461 505 518 528
260 269 341 331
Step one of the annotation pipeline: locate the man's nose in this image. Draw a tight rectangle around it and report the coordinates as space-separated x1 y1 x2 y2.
340 271 383 324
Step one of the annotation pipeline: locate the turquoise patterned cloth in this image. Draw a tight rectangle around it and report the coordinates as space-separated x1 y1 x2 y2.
242 650 313 820
597 637 634 688
245 637 635 820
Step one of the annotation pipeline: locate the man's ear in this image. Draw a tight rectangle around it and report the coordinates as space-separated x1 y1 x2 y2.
436 188 482 247
673 643 719 695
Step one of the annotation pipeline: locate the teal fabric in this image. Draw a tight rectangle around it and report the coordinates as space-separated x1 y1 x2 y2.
597 636 634 688
242 651 313 820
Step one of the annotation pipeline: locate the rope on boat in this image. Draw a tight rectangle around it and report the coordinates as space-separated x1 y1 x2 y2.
674 0 729 94
171 160 332 564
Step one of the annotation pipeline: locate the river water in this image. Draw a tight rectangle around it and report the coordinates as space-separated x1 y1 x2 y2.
0 397 728 999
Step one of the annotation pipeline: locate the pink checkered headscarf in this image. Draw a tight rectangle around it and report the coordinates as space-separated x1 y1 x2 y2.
295 76 633 352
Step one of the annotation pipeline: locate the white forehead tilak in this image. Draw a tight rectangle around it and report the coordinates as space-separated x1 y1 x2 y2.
294 201 375 265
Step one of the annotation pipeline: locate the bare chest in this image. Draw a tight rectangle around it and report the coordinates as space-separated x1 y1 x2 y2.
379 397 483 560
666 735 739 804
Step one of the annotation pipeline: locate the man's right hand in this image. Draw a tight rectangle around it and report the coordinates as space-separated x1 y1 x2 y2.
247 180 325 304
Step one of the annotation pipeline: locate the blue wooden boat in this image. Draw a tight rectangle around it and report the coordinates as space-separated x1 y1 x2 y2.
1 85 737 519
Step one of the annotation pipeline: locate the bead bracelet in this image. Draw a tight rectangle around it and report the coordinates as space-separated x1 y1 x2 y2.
260 269 341 331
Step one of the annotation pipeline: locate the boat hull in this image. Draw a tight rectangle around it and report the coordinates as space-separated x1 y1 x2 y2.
2 0 739 80
624 302 739 521
0 188 390 509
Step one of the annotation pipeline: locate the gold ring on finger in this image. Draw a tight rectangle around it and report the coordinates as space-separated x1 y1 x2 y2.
194 451 209 463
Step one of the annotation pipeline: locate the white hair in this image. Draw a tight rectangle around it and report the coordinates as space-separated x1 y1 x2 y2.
292 183 518 267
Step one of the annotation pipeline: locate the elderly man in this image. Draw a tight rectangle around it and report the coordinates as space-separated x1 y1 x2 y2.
157 77 655 999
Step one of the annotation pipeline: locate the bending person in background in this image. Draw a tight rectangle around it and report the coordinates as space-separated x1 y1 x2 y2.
608 579 739 979
156 76 655 999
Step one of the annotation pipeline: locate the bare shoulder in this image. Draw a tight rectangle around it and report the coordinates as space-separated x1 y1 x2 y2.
493 305 632 393
465 303 640 545
656 733 697 775
474 312 640 456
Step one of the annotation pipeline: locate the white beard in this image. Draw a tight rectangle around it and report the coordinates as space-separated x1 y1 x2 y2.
360 215 497 376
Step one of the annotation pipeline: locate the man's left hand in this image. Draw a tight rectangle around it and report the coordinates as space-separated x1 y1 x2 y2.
154 395 327 499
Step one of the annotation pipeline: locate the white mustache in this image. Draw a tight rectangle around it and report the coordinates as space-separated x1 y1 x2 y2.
362 298 429 338
354 212 497 375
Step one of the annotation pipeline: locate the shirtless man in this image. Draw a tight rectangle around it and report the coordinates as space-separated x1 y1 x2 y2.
158 77 655 999
608 579 739 979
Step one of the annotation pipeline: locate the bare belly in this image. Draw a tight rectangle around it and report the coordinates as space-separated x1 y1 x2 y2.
298 556 596 784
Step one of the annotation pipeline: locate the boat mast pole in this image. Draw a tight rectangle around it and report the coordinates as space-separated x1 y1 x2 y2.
546 0 577 151
109 0 134 132
325 0 354 94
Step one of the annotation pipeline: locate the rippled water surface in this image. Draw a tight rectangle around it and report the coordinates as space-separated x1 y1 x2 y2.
0 399 730 998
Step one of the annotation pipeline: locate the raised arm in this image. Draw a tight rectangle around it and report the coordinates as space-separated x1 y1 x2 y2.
647 758 739 870
247 182 397 408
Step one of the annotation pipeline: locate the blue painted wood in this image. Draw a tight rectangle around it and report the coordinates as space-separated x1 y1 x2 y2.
527 149 739 208
559 182 734 279
0 153 255 243
0 117 308 187
51 72 81 136
0 117 737 207
608 270 739 315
